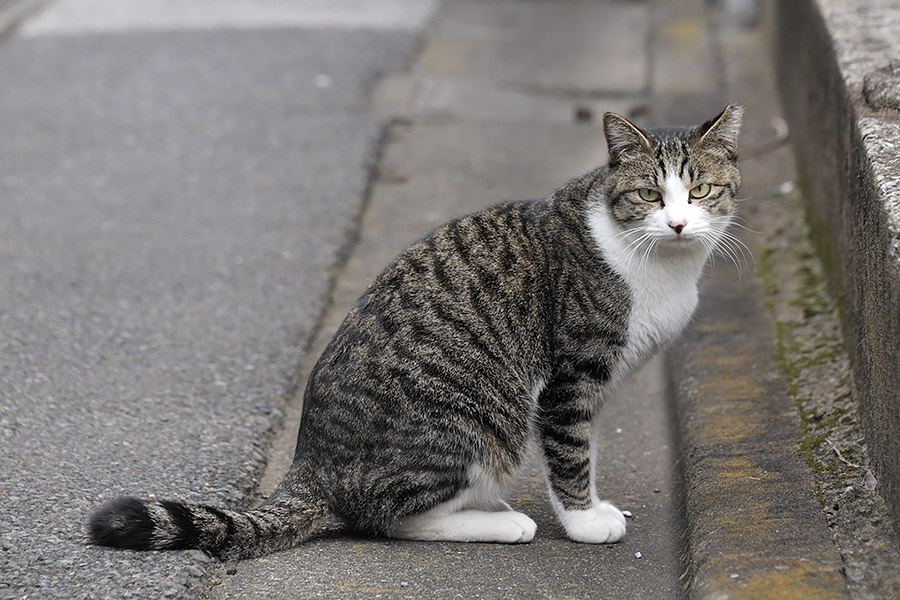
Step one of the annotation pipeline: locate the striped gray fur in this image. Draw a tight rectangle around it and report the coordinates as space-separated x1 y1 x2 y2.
88 106 743 559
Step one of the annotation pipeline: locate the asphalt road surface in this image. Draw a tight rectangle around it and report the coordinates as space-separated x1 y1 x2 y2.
0 2 428 598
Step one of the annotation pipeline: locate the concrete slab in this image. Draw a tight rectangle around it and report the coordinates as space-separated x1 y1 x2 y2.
651 1 718 97
649 0 724 127
670 268 853 598
415 0 650 94
371 75 645 125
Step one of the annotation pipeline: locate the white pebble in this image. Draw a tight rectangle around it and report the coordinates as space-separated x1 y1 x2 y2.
634 552 642 559
622 510 633 518
313 74 333 88
778 181 795 195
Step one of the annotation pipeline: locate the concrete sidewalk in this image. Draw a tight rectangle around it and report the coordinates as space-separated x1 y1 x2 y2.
214 1 686 598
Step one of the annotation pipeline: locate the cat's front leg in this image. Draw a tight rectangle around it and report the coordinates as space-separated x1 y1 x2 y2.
539 378 626 544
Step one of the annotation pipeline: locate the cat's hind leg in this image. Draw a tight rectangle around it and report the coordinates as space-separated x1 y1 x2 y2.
387 463 536 543
389 507 536 543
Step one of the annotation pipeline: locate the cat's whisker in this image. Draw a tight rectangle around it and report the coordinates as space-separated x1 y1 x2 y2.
612 226 646 241
629 234 657 268
698 234 717 272
614 228 654 263
709 215 765 236
621 232 655 266
716 241 743 281
617 234 650 259
702 232 726 276
637 237 659 274
710 231 754 283
717 230 755 270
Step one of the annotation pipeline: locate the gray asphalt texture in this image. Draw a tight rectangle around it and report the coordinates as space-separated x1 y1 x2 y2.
0 28 416 599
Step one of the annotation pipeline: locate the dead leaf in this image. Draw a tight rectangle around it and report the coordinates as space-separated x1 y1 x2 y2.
863 469 877 491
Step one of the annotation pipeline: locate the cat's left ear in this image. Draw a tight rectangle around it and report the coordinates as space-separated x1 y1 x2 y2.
692 104 744 157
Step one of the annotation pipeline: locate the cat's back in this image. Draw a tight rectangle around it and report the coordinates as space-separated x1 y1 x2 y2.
355 199 552 349
299 200 555 453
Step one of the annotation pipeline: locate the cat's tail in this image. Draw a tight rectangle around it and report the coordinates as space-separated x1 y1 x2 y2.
87 490 328 560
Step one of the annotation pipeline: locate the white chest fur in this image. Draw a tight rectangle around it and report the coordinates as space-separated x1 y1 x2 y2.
586 201 709 385
615 258 700 380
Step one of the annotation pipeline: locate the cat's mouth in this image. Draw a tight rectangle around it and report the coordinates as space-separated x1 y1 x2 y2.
659 231 706 250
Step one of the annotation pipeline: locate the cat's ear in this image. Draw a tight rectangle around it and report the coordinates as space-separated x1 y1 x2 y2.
693 104 744 157
603 112 652 166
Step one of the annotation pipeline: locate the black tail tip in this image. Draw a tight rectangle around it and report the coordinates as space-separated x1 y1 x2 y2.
88 496 156 550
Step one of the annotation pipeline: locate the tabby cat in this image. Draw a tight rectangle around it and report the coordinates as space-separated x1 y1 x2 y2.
89 105 743 560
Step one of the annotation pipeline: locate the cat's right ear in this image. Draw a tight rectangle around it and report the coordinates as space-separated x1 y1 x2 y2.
603 113 652 166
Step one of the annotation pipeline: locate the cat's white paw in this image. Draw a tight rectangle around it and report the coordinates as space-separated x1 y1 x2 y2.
485 510 537 543
560 502 627 544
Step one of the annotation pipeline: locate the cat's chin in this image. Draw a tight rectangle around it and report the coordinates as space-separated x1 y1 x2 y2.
658 235 707 253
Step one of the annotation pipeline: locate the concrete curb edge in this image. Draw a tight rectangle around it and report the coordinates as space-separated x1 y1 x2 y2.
668 264 852 599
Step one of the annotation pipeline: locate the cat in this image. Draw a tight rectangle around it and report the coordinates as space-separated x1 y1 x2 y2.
88 105 743 560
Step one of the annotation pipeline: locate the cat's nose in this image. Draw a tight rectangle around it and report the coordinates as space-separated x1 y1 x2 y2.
668 219 687 234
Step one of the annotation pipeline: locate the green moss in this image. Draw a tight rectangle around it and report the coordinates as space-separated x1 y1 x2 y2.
755 207 853 509
756 246 779 297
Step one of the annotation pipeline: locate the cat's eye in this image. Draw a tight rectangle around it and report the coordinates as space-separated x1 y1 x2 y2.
638 188 661 202
690 183 711 199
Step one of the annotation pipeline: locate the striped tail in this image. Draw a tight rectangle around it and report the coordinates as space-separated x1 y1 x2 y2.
87 492 328 560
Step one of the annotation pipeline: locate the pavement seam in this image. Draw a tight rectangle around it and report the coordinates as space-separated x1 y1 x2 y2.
0 0 45 41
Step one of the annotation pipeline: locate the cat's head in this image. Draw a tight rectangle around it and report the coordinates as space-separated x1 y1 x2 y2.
600 105 743 252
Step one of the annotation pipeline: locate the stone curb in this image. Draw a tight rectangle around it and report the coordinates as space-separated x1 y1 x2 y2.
775 0 900 541
668 264 852 599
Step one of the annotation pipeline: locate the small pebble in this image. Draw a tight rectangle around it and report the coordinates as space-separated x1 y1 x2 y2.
313 74 333 88
634 552 642 559
400 581 409 588
778 181 795 195
622 510 633 518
